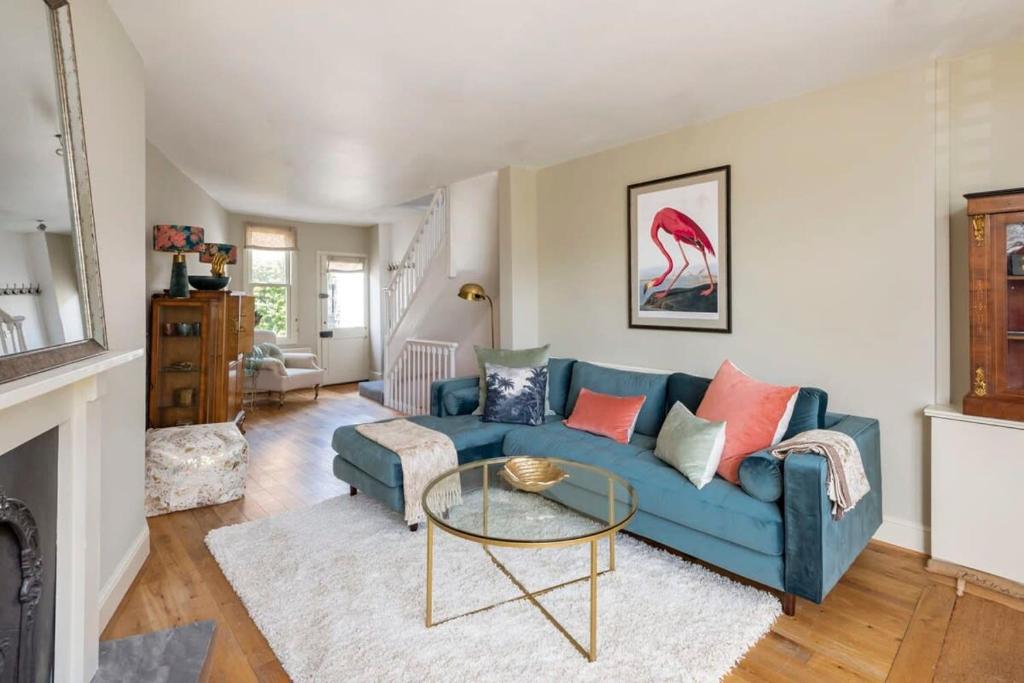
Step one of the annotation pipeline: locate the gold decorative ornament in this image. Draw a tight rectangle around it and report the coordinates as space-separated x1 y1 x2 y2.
499 457 570 492
974 367 988 397
210 252 229 277
971 215 986 245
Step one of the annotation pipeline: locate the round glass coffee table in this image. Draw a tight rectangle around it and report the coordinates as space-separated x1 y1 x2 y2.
421 456 638 662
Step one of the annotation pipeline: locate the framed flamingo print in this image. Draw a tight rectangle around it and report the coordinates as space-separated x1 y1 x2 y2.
628 165 731 332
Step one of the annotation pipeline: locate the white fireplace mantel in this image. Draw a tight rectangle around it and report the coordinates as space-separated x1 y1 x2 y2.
0 349 143 683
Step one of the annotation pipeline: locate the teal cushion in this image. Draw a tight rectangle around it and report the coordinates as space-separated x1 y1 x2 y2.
442 387 479 416
565 362 669 437
501 422 783 556
666 372 712 413
547 358 576 416
738 451 784 502
782 387 829 439
654 402 726 489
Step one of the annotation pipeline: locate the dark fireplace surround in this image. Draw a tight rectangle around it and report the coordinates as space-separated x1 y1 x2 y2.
0 428 57 683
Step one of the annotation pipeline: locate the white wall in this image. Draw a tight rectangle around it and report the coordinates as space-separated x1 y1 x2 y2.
533 65 937 549
0 234 48 348
389 172 499 375
71 0 149 597
46 233 84 341
227 213 372 351
146 142 230 295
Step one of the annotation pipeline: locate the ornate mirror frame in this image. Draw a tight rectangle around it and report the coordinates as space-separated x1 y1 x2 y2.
0 0 107 383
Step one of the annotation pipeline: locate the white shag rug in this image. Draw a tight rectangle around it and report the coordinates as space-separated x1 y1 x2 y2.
206 492 780 682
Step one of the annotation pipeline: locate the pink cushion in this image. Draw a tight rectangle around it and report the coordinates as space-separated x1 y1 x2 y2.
696 360 799 484
564 388 646 444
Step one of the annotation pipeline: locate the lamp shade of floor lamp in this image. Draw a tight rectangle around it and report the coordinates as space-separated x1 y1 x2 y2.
457 282 495 347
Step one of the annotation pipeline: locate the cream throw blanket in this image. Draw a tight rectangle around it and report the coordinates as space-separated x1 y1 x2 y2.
355 420 461 525
769 429 870 520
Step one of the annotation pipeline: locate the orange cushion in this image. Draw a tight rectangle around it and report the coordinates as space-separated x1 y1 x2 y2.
564 388 647 444
696 360 799 484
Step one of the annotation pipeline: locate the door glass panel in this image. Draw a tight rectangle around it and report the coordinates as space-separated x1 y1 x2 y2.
325 267 365 329
1006 222 1024 390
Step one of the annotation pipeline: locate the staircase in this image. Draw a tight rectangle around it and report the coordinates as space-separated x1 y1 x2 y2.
382 189 459 414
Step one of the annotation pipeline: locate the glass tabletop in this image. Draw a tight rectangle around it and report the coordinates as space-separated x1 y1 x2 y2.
421 456 637 546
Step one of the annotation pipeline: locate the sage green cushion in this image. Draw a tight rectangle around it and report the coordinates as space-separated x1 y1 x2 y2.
654 401 726 489
257 342 284 360
472 344 550 415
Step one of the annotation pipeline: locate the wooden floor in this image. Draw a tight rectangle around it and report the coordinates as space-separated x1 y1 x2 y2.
104 384 1023 681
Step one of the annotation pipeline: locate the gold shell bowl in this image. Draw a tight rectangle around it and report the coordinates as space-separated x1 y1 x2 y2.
500 457 569 492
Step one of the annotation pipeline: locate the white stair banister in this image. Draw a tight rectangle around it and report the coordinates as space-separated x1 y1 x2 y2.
382 188 448 344
384 338 457 415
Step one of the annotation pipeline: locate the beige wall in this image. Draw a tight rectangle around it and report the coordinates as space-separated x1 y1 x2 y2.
535 64 938 547
72 0 148 591
146 142 230 295
227 213 372 351
498 166 540 348
948 42 1024 403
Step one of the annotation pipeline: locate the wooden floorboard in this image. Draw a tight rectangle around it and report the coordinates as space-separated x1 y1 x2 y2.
103 384 1021 681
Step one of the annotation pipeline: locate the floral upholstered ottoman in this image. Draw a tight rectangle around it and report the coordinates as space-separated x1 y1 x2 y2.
145 422 249 516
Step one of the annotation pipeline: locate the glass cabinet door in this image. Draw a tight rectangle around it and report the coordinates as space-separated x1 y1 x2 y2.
153 302 206 426
1004 216 1024 392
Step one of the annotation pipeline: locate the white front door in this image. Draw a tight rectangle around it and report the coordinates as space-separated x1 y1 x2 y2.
318 252 370 385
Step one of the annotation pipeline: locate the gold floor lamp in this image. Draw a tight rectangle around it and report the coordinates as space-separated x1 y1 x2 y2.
457 283 495 347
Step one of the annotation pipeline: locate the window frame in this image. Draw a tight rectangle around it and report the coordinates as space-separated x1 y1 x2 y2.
245 247 297 345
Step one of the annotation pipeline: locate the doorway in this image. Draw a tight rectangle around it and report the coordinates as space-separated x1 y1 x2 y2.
317 252 370 385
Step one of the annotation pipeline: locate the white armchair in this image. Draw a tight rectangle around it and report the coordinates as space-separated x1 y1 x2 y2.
250 330 327 406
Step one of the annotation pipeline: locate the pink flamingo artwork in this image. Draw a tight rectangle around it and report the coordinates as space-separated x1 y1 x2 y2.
643 207 717 300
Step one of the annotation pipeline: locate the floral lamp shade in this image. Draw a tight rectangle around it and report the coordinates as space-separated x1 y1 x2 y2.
153 224 205 252
199 243 238 264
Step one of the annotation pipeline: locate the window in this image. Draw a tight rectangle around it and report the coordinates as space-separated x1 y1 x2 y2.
324 256 366 330
248 249 294 341
245 224 298 342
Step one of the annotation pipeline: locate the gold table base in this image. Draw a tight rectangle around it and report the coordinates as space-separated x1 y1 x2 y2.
425 518 617 663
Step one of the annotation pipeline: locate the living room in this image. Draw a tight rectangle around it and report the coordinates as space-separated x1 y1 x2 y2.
1 0 1023 681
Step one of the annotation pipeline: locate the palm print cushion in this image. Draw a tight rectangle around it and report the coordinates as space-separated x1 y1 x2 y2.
482 362 548 426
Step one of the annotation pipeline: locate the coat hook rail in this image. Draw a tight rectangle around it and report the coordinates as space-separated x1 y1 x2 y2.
0 283 42 296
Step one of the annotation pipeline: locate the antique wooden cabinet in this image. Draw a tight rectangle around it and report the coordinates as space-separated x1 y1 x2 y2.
148 291 255 428
964 188 1024 421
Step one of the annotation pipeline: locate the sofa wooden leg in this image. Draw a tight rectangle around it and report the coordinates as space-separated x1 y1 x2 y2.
349 485 357 496
278 391 285 407
409 523 419 532
782 593 797 617
314 384 320 400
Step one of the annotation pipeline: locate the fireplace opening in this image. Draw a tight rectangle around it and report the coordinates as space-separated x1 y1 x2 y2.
0 428 57 683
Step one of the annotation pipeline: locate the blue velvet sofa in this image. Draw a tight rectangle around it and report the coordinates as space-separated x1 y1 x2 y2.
331 359 882 613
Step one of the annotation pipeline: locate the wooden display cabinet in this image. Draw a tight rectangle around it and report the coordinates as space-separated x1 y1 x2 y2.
963 188 1024 421
148 291 254 428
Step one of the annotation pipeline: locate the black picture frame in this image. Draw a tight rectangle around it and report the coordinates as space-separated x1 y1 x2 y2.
627 165 731 333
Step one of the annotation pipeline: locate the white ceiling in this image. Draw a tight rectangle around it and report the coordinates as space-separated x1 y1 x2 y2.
110 0 1024 223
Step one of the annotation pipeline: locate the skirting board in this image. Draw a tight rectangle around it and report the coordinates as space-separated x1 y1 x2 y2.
874 516 930 554
98 525 150 630
926 557 1024 601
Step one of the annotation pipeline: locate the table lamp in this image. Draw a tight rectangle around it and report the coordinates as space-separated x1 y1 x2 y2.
153 225 205 298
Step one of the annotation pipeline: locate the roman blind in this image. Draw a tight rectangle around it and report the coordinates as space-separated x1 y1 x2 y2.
245 224 297 251
326 255 365 273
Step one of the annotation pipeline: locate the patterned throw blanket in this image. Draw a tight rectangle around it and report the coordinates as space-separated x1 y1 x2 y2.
769 429 870 520
355 420 461 525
